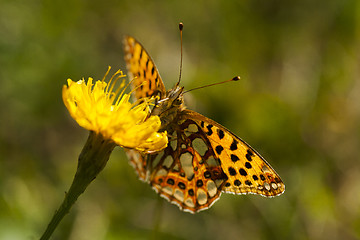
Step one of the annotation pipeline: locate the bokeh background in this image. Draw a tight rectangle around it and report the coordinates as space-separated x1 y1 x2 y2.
1 0 360 239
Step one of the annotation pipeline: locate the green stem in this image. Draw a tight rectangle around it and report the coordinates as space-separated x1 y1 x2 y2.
40 131 116 240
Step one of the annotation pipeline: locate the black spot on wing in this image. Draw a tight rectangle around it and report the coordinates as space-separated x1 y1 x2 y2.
217 129 225 139
206 124 213 136
230 154 239 162
215 145 224 155
239 168 247 176
230 139 238 151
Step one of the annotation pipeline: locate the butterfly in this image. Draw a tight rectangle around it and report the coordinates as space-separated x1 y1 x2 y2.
123 33 285 213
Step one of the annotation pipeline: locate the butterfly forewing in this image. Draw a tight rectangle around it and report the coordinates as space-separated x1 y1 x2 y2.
123 36 166 99
182 110 285 197
123 34 285 214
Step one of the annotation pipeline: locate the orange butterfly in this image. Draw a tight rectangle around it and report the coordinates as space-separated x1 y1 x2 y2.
123 30 284 213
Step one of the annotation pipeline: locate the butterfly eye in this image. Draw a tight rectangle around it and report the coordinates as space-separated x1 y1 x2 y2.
173 97 183 106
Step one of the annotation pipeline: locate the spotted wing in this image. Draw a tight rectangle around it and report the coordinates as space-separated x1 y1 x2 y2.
127 116 227 213
182 110 285 197
123 36 167 179
127 109 284 213
123 36 166 100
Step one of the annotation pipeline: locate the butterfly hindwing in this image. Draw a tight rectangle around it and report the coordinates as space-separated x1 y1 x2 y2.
146 117 226 213
126 118 226 213
126 149 148 182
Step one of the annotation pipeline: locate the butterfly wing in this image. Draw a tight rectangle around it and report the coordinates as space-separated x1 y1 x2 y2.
128 114 227 213
129 110 284 213
123 36 168 180
181 110 285 197
123 36 166 100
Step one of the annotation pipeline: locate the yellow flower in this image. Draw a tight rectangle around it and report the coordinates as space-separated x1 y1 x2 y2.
62 67 168 152
40 67 169 240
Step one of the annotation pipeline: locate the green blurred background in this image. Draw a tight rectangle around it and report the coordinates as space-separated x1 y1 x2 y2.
1 0 360 239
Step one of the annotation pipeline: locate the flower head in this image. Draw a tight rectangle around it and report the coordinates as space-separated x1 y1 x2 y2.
62 67 168 152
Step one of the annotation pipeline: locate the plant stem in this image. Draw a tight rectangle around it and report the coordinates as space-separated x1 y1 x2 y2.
40 132 116 240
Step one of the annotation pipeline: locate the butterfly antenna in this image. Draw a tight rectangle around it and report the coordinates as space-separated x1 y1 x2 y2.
177 22 184 87
183 76 241 94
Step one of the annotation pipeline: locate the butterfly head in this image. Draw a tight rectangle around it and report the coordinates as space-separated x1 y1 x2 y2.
151 85 184 131
167 85 184 106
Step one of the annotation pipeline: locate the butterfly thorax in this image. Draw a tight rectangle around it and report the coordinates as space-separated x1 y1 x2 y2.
151 85 185 132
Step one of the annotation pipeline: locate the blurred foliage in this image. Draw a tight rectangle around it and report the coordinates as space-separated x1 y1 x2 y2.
1 0 360 239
